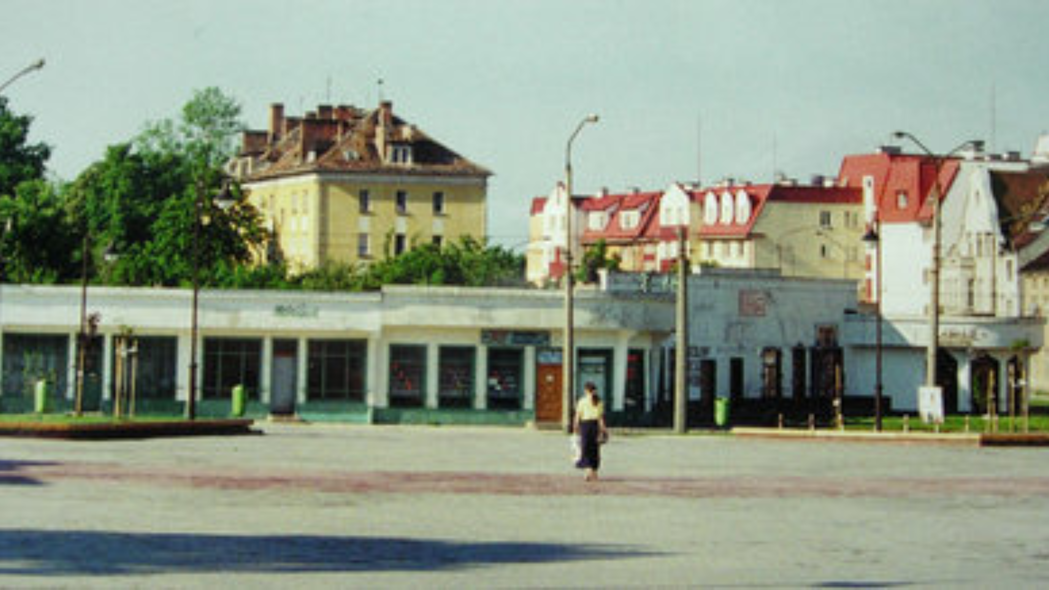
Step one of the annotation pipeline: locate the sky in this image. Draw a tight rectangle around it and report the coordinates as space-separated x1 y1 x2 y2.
3 0 1049 249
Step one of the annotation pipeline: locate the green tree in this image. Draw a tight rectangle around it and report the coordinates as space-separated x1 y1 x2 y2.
577 239 620 283
66 88 265 287
0 179 78 283
0 97 50 198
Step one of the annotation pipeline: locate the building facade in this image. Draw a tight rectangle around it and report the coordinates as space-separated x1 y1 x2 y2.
229 102 490 271
0 274 866 426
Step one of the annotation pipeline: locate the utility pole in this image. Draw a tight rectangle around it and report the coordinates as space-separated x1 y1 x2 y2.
674 226 689 434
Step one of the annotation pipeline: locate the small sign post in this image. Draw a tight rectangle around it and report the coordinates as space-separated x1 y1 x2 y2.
918 385 944 425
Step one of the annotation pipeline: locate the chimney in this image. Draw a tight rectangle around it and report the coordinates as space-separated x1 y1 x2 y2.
379 100 393 127
269 103 284 142
318 105 333 120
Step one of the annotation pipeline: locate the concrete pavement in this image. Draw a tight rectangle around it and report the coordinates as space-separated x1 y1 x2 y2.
2 423 1049 588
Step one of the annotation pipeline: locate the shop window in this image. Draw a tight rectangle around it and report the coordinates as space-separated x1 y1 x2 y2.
203 338 261 399
439 346 475 408
389 345 426 407
308 339 367 401
2 334 70 398
625 349 646 413
113 336 177 400
487 348 523 410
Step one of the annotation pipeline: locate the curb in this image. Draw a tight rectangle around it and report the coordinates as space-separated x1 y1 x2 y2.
0 419 259 440
731 427 1049 447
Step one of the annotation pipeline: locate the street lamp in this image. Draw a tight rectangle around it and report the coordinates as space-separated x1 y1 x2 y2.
186 179 235 420
562 114 598 433
862 219 883 431
890 132 982 391
0 59 44 95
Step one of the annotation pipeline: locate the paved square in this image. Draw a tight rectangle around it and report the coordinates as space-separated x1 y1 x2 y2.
2 424 1048 588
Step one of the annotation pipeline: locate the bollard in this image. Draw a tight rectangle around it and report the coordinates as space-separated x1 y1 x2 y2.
231 384 246 417
965 415 971 433
808 414 815 431
903 414 909 433
777 414 784 430
33 380 51 414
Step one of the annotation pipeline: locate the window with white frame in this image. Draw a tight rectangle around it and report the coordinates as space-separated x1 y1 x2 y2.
396 190 408 215
357 233 370 257
432 191 445 215
588 212 607 231
621 210 640 230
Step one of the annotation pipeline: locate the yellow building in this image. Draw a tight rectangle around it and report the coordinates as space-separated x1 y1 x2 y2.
229 101 490 271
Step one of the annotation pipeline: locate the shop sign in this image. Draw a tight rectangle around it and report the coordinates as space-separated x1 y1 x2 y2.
482 330 550 347
275 303 320 318
739 290 769 317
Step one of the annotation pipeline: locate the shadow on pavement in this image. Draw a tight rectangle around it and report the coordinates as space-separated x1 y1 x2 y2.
0 529 653 575
0 460 56 486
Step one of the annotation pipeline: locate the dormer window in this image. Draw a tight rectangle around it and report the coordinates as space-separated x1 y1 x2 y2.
390 144 413 165
621 210 640 230
588 212 607 231
896 191 908 209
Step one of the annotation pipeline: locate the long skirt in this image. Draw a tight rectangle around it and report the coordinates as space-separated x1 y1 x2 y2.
575 419 601 470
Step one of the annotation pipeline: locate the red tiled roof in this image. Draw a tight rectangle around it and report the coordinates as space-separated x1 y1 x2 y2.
581 190 662 244
838 152 959 224
695 184 774 238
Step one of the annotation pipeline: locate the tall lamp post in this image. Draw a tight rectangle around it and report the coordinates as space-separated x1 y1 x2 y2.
0 59 44 95
186 179 235 420
862 217 884 431
562 114 599 433
891 132 982 391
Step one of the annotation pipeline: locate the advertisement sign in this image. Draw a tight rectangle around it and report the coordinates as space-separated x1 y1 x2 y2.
918 386 944 424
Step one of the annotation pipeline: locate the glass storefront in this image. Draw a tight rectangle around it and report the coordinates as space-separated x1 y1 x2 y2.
487 348 523 410
308 339 367 401
438 346 475 408
2 334 70 398
203 338 261 399
389 344 426 407
111 336 177 400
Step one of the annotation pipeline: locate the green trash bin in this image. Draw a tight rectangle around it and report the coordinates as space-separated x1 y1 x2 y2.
714 397 730 428
231 384 247 417
34 380 51 414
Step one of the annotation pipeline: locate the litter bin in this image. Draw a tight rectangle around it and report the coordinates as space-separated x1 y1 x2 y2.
714 397 730 428
231 384 246 417
34 380 51 414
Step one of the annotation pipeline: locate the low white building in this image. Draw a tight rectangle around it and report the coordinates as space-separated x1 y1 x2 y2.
0 272 863 426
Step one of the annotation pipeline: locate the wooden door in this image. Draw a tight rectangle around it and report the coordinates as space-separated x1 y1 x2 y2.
535 363 563 423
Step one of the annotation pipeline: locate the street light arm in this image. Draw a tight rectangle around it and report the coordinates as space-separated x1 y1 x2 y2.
566 114 599 170
0 58 45 95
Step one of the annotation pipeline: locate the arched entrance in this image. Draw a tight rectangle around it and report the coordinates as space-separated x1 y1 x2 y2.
936 350 959 414
970 354 999 416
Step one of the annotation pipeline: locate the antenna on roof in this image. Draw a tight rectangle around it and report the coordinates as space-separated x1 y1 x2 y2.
326 75 332 104
377 78 385 104
990 81 997 154
772 131 778 181
696 112 702 186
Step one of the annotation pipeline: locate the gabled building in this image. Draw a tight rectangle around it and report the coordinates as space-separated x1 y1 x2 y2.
526 179 864 286
229 101 491 271
840 140 1049 413
691 180 863 283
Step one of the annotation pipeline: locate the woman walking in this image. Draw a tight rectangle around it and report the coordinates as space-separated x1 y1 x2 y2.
573 382 609 481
